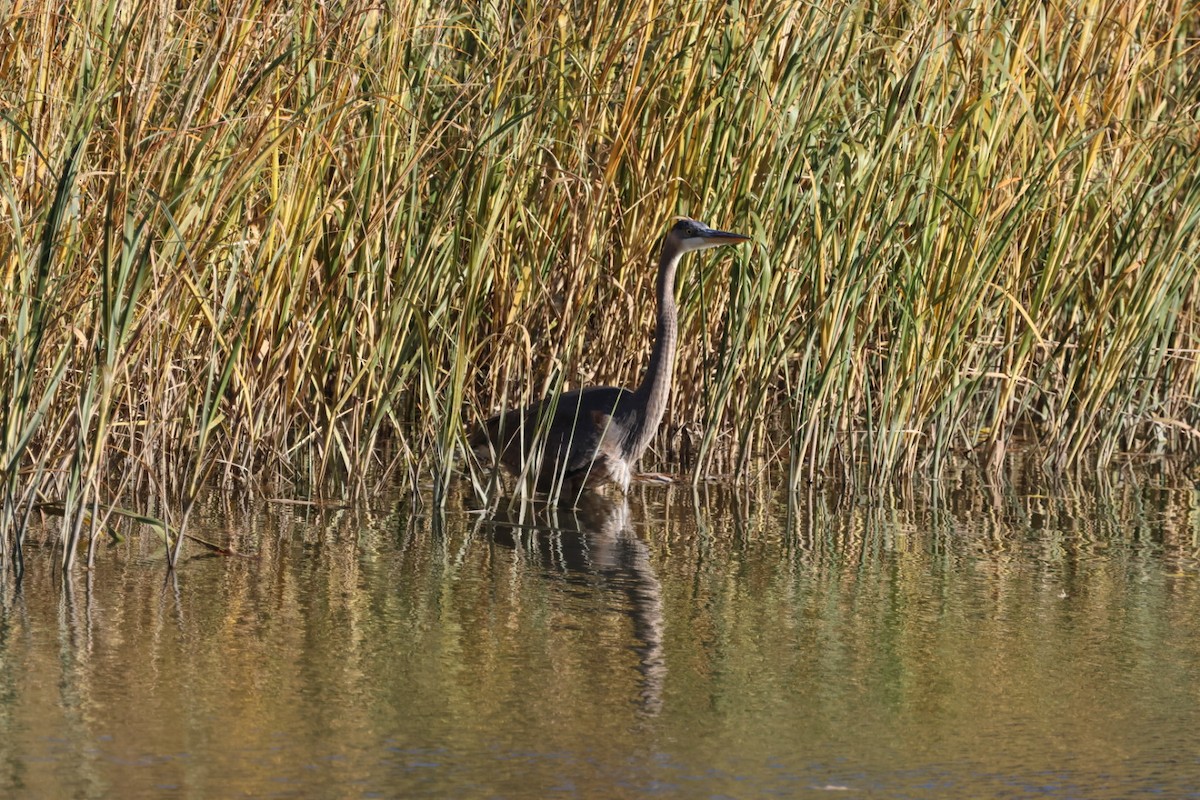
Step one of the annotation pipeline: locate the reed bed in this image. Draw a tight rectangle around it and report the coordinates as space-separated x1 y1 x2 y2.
1 0 1199 566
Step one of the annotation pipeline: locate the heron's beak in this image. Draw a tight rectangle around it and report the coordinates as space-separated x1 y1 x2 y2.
700 226 752 245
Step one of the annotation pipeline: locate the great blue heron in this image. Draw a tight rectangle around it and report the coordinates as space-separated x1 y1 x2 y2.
471 217 751 494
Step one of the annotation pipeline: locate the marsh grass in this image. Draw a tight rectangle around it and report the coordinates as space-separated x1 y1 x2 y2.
1 0 1199 565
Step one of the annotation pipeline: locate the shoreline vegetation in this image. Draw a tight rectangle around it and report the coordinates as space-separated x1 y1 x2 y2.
2 0 1199 567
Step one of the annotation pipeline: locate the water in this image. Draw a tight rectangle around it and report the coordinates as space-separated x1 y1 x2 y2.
2 476 1200 797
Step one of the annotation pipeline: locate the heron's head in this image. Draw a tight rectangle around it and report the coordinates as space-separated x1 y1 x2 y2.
667 217 752 253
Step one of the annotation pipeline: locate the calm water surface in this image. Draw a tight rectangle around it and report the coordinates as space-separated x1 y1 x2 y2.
2 477 1200 797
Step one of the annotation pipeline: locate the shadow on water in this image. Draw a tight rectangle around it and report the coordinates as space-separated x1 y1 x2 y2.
479 494 666 716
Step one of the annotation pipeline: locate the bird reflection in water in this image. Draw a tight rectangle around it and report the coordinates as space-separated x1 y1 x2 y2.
483 493 665 716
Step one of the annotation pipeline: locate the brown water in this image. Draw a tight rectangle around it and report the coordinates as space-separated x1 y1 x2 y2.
2 477 1200 798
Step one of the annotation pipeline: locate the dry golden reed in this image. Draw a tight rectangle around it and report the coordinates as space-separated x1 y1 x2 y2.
1 0 1198 565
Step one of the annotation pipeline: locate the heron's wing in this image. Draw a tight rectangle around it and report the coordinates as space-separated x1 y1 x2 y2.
473 387 633 479
550 387 633 476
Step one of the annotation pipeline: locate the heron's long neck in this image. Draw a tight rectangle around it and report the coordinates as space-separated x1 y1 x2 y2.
629 241 682 457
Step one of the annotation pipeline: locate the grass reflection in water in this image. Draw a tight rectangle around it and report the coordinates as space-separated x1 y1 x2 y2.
1 474 1198 798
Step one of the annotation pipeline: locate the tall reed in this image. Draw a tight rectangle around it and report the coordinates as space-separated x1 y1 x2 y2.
1 0 1198 565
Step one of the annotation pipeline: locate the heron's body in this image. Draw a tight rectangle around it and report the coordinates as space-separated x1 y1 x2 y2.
473 386 638 491
471 218 750 494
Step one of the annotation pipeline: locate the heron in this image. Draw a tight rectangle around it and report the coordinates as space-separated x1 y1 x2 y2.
471 217 751 494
